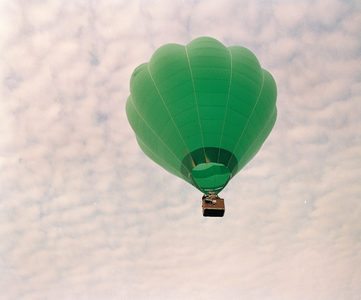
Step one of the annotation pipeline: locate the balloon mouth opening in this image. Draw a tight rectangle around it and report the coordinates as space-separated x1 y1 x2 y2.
191 162 230 192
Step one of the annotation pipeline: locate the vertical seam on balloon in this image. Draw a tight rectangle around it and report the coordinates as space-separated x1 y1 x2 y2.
217 48 233 164
230 107 276 174
146 63 195 167
129 95 192 175
185 45 207 163
226 70 265 168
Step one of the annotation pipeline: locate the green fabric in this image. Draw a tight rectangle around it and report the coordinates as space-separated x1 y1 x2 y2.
126 37 277 194
191 163 230 193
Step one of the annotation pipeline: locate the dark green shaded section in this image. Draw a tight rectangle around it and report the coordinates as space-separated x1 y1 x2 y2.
126 36 277 194
192 163 230 192
180 147 236 193
181 147 237 175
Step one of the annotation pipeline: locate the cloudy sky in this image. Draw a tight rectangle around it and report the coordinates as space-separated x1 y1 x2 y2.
1 0 361 299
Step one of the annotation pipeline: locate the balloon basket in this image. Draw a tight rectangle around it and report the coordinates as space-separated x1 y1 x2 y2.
202 197 225 217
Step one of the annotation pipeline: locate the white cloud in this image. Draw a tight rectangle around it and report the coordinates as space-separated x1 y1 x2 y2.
1 0 360 299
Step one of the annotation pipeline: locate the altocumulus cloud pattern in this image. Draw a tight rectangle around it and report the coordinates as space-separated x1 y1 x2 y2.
1 1 361 300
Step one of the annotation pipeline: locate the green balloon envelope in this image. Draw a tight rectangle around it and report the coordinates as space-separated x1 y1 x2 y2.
126 36 277 194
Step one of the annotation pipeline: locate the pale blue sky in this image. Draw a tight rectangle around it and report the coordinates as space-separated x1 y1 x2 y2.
1 1 361 299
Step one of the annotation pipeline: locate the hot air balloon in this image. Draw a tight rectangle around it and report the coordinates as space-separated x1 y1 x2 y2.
126 37 277 217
